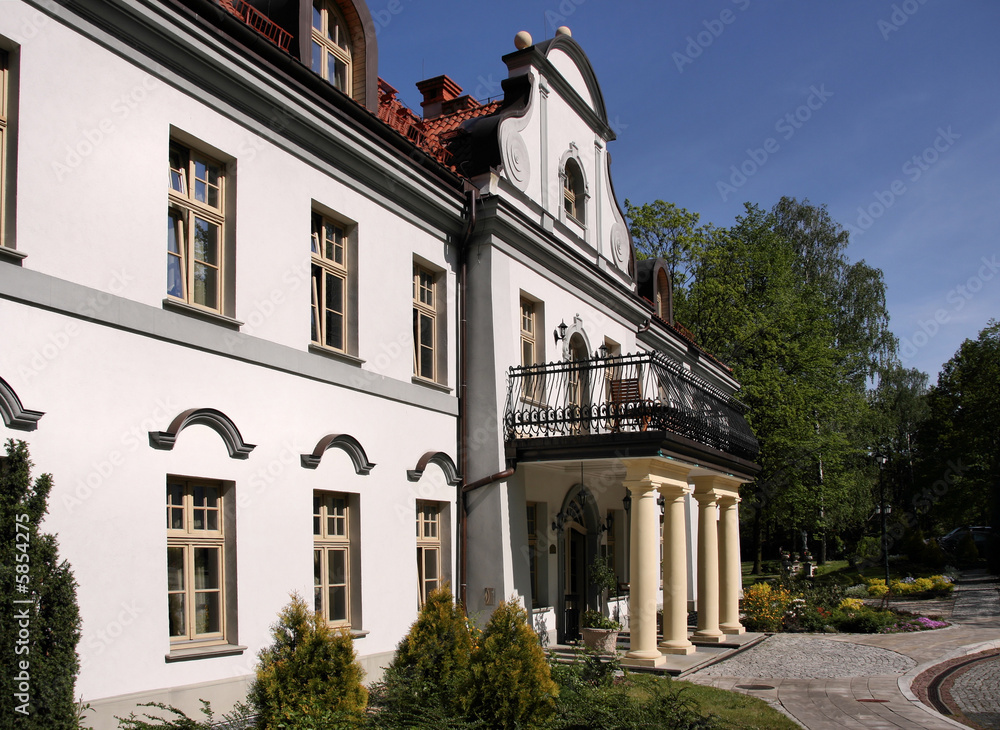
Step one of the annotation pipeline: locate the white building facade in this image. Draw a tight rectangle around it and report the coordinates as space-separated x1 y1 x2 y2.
0 1 758 727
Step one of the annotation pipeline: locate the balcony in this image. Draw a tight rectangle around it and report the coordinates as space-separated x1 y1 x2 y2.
504 352 758 464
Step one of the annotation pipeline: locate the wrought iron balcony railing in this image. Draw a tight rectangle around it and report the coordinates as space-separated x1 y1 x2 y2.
504 351 759 462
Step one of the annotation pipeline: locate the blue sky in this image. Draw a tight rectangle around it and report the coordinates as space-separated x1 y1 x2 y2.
375 0 1000 382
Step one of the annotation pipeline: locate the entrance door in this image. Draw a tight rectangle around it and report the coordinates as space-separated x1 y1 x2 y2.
564 524 587 641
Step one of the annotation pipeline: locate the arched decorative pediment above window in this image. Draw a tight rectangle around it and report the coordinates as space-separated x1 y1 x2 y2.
299 0 378 111
0 376 43 432
148 408 256 459
300 433 375 474
406 451 461 486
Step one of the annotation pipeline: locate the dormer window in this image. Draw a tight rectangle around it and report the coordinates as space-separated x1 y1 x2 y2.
563 158 585 225
311 0 351 94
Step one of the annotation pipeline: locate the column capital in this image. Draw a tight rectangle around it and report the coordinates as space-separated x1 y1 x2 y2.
623 457 693 493
691 473 744 500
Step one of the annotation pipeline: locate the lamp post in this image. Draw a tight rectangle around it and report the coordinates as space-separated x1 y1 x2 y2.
623 489 632 584
877 454 890 590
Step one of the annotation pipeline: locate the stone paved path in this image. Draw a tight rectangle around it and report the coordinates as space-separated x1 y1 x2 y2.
688 571 1000 729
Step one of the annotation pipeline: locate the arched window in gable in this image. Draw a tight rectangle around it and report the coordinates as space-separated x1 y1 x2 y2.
563 158 585 225
311 0 352 94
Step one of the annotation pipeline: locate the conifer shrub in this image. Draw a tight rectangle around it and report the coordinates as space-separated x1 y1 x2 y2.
467 598 558 729
552 673 713 729
0 440 82 729
248 593 367 729
369 584 477 727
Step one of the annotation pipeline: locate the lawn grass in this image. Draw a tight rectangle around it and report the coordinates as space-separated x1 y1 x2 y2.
741 559 850 589
676 680 800 729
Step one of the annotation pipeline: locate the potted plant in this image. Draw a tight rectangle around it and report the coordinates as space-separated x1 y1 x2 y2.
580 555 622 654
581 610 621 654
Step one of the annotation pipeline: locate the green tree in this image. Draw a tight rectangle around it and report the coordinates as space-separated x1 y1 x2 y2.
680 202 883 568
915 321 1000 555
624 199 714 294
372 584 475 726
0 439 82 729
248 593 367 729
468 598 558 729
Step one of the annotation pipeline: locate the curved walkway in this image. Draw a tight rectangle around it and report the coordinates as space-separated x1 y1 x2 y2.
687 571 1000 729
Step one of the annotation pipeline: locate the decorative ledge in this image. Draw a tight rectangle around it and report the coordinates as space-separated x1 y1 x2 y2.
0 246 27 265
300 434 375 474
165 643 247 663
162 299 244 330
149 408 256 459
406 451 461 486
411 376 453 394
308 344 365 366
0 377 44 431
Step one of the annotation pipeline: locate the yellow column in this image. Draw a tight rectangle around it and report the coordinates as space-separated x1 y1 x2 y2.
623 481 662 664
659 482 695 654
718 493 745 634
691 478 724 643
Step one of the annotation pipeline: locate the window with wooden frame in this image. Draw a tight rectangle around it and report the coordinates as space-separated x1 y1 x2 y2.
520 298 541 401
313 491 351 626
416 501 442 605
0 50 8 249
167 479 227 645
311 212 348 352
167 142 226 312
563 158 584 224
526 502 539 608
311 0 351 94
412 265 437 381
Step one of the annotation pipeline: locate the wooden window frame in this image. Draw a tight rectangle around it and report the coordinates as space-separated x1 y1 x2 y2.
313 491 351 627
563 159 585 226
311 0 352 94
416 501 442 606
412 264 437 382
167 141 226 313
166 478 227 647
526 502 539 608
0 51 7 249
311 212 349 352
520 298 541 403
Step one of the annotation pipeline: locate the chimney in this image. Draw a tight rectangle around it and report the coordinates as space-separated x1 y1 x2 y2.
416 75 463 120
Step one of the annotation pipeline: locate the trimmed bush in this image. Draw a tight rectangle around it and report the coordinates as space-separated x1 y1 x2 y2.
0 440 82 729
552 674 713 730
248 593 367 729
369 584 475 727
468 598 558 729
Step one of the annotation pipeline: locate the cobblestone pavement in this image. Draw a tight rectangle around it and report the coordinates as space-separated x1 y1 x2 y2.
697 634 916 678
947 650 1000 728
688 571 1000 729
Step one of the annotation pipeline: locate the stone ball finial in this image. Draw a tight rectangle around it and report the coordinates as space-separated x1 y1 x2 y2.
556 26 571 37
514 30 533 50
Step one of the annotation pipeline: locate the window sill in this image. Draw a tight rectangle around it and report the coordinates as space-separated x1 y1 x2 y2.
350 628 370 639
162 299 243 330
411 376 452 394
0 246 27 265
165 643 247 663
308 344 364 366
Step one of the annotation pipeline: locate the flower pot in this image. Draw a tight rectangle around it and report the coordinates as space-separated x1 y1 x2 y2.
580 627 619 655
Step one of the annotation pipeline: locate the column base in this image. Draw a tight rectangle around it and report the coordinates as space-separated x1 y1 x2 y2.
658 641 696 655
622 651 667 668
691 630 726 644
721 624 745 635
